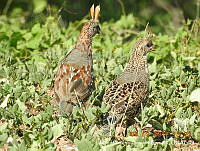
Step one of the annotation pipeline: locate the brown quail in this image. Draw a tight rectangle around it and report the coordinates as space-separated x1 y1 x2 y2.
54 4 100 116
103 35 154 138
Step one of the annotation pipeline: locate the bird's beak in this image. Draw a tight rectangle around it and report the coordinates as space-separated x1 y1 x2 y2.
97 25 101 34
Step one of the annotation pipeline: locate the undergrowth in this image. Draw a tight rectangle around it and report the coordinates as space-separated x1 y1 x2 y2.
0 15 200 150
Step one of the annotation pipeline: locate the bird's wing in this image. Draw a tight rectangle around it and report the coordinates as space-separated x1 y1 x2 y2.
54 49 94 104
103 72 148 120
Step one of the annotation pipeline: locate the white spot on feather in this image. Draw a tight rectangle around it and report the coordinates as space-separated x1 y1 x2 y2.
69 66 75 72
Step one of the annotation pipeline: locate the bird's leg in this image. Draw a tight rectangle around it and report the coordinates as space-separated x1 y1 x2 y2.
115 122 127 140
74 89 84 109
115 101 129 139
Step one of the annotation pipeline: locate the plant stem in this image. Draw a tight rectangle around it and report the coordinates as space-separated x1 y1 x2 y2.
3 0 13 15
117 0 126 16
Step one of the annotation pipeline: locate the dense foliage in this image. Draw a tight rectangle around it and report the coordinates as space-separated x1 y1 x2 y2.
0 0 199 33
0 5 200 151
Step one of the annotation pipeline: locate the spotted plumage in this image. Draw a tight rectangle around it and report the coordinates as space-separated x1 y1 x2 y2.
54 4 100 116
103 36 154 137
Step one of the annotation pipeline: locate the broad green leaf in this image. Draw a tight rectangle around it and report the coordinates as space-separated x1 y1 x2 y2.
31 24 41 34
26 33 43 49
75 138 95 151
0 133 8 142
189 88 200 102
0 94 10 108
100 102 110 113
84 108 96 121
0 122 8 132
16 99 27 113
33 0 47 14
194 127 200 142
51 124 64 139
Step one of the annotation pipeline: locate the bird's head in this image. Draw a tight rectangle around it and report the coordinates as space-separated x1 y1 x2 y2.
134 36 154 57
81 4 101 39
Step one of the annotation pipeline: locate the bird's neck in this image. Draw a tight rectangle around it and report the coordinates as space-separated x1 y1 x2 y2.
75 32 93 52
124 55 147 72
76 28 93 46
76 38 92 47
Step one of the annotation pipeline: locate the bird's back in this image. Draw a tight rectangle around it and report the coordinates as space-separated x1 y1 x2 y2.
103 67 149 119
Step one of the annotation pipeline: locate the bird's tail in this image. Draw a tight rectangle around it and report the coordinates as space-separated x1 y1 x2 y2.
59 100 73 117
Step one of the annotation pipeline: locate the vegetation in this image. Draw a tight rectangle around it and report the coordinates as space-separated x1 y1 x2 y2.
0 1 200 150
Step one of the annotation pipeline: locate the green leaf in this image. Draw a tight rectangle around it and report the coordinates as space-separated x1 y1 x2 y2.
175 107 183 118
85 108 96 122
194 127 200 142
101 142 121 151
189 88 200 102
171 51 177 59
0 122 8 132
189 114 197 125
51 124 64 139
149 58 157 74
156 104 165 118
75 138 96 151
124 136 137 142
163 123 167 131
31 24 41 34
0 133 8 142
33 0 47 14
0 94 10 108
100 102 110 113
16 99 27 113
10 32 22 47
23 32 32 41
26 33 43 49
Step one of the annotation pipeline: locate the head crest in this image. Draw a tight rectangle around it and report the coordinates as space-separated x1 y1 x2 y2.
90 4 100 21
144 23 153 39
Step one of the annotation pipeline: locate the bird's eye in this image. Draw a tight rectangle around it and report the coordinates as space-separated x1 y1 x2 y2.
94 25 100 33
146 41 153 47
96 25 100 30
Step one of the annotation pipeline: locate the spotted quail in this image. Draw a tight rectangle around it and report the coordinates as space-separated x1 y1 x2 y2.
103 35 154 138
54 4 100 116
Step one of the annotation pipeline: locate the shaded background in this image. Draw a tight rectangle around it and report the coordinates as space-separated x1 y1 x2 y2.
0 0 199 33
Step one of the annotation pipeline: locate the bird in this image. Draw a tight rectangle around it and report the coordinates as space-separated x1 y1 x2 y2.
103 35 154 138
54 4 100 116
